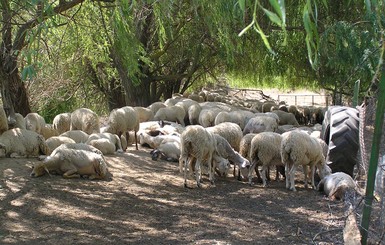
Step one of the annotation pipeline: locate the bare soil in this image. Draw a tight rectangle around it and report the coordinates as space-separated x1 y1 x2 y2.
0 145 347 245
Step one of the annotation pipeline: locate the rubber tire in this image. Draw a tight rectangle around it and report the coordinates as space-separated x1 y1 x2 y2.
321 106 360 177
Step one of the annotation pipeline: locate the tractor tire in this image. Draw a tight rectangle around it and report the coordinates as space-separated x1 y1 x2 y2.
321 106 360 177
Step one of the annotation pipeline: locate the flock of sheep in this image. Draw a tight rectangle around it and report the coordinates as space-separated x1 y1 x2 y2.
0 89 363 200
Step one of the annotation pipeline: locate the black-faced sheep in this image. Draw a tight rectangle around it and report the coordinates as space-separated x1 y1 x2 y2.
281 130 332 191
179 125 217 188
70 108 100 135
0 128 50 158
30 147 110 180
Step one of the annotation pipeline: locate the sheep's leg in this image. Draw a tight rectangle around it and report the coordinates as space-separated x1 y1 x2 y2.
303 165 309 189
134 130 138 150
63 169 81 179
248 161 257 185
183 157 189 188
285 163 290 189
208 155 215 186
288 164 297 191
195 160 202 188
261 166 268 187
310 165 316 189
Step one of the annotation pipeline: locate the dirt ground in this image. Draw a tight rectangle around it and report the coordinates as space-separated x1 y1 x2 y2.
0 144 348 245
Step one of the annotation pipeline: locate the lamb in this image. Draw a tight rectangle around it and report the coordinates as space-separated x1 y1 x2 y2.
317 172 364 201
281 130 332 191
103 106 140 150
0 128 50 158
60 130 89 143
86 132 124 153
213 134 250 177
154 105 186 126
0 106 8 134
46 136 76 152
70 108 100 134
30 147 110 180
25 112 46 134
249 132 283 187
242 116 278 135
53 112 71 134
134 106 154 123
271 110 300 126
179 125 217 188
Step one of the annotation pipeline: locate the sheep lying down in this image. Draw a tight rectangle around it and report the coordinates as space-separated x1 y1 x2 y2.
31 147 111 180
317 172 364 201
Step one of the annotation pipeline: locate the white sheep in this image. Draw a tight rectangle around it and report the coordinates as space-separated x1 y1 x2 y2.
41 124 59 139
30 147 110 180
25 112 46 134
0 128 50 158
148 102 166 116
150 139 181 162
281 130 332 191
188 103 202 125
60 130 90 143
213 134 250 178
13 113 26 130
139 132 180 149
206 122 243 151
249 132 283 187
214 110 255 130
239 133 258 179
0 106 8 134
154 105 186 126
70 108 100 134
46 136 76 152
179 125 217 188
242 116 278 135
103 106 140 150
86 132 124 153
53 112 71 134
317 172 364 201
87 138 116 155
134 106 154 123
272 110 300 126
198 108 222 128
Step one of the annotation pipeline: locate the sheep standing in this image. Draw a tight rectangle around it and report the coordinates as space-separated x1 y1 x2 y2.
53 112 71 134
103 106 140 150
242 116 278 135
179 125 217 188
154 105 186 126
25 112 46 134
249 132 283 187
134 106 154 123
271 110 300 126
281 130 331 191
214 110 255 130
70 108 100 135
148 102 166 116
198 107 222 128
206 122 242 151
0 128 50 158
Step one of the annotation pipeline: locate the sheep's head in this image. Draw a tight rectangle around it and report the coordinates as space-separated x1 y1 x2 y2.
30 162 50 177
0 143 7 157
317 162 332 179
215 157 230 177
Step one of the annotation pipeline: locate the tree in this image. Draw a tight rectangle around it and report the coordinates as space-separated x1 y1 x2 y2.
0 0 113 120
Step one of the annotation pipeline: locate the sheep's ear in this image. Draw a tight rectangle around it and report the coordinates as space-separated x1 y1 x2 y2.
44 166 52 177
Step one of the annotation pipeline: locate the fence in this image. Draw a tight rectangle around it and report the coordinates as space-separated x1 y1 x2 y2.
277 94 333 106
